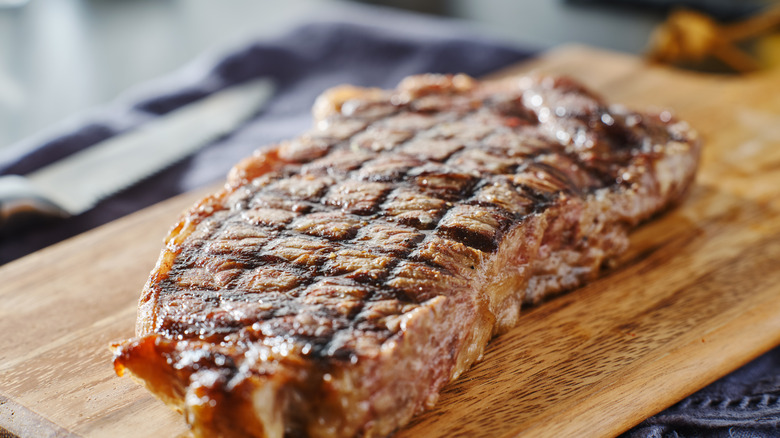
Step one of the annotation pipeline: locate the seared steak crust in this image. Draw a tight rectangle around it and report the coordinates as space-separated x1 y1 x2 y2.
112 74 700 438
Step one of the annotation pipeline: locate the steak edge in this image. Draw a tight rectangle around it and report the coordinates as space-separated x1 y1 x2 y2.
112 73 700 438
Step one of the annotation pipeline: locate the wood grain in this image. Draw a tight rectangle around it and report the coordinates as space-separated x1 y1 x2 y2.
1 45 779 437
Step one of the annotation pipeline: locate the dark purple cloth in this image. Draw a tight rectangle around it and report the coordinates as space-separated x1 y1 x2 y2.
1 7 777 437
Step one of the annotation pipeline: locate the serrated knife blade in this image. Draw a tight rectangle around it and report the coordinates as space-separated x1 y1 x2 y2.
0 77 275 233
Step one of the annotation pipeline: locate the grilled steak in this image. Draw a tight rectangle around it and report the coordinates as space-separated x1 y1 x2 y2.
112 74 700 438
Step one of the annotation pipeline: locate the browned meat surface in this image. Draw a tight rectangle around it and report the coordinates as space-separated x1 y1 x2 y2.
112 74 700 438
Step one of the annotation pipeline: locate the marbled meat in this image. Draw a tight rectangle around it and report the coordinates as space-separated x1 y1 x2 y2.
112 73 700 438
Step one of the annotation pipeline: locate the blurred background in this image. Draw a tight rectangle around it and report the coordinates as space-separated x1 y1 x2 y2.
0 0 777 152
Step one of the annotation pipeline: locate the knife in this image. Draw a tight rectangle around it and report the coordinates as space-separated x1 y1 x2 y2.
0 77 275 234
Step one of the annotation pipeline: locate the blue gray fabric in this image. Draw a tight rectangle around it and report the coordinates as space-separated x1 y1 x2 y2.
1 7 777 437
624 347 780 437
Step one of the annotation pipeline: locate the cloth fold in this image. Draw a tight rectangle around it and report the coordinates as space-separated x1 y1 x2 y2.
1 7 777 437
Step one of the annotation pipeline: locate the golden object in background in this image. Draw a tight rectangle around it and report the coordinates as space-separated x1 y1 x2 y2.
755 33 780 68
647 5 780 73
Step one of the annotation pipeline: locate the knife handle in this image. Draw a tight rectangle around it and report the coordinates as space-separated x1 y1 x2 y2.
0 175 70 237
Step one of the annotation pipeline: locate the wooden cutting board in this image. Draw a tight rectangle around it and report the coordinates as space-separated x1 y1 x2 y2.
2 45 780 438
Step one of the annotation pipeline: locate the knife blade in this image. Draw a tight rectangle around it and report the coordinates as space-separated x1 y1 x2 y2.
0 77 275 234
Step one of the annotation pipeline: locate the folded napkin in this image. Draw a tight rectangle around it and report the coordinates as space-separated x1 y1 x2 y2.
1 6 777 437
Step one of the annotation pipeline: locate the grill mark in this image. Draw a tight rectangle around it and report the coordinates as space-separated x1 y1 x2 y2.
153 75 691 350
380 169 487 282
425 166 494 242
349 219 426 257
347 107 478 182
358 104 534 285
347 233 422 282
528 161 582 195
160 212 240 297
436 204 513 253
558 149 620 192
161 97 475 339
299 107 406 177
530 126 627 192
